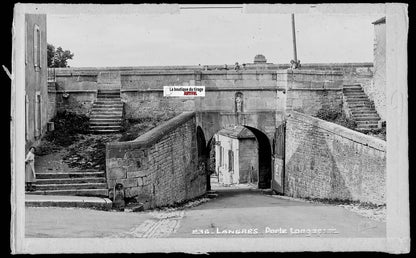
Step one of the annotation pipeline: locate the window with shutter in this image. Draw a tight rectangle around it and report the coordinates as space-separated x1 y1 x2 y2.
34 25 41 70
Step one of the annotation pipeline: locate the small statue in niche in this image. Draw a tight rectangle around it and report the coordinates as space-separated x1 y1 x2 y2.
235 92 243 113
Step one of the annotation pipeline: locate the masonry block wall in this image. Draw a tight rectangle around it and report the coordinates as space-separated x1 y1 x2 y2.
285 111 386 205
106 112 206 208
239 139 258 183
282 69 344 116
47 82 57 122
372 21 387 121
51 63 372 120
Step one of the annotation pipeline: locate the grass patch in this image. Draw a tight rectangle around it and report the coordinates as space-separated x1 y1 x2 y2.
315 107 357 130
302 197 385 209
119 113 178 142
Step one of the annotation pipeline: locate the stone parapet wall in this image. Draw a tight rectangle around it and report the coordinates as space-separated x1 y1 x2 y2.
106 112 206 208
52 62 372 91
285 111 386 205
49 62 374 118
283 69 345 116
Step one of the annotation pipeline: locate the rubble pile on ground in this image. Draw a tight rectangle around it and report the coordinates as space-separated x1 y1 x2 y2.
63 134 120 170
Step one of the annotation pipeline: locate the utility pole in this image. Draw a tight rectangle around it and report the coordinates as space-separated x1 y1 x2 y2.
291 13 298 63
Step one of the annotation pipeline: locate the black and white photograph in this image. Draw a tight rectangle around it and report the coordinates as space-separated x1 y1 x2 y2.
10 3 409 254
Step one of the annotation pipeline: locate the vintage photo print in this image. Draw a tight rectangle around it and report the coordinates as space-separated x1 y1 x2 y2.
10 3 409 254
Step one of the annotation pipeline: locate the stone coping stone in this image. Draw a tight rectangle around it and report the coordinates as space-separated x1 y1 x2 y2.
53 62 373 76
288 111 386 151
107 111 195 151
281 69 344 76
25 194 112 210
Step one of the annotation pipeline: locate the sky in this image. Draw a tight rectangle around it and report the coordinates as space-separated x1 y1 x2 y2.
47 9 384 67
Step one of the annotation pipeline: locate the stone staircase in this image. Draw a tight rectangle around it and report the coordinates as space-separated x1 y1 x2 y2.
90 89 123 133
32 170 108 197
343 84 381 132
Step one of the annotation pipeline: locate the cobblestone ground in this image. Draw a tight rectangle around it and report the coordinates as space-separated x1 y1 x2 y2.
111 210 185 238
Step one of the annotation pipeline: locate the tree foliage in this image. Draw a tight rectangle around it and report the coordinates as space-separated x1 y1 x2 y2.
47 43 74 68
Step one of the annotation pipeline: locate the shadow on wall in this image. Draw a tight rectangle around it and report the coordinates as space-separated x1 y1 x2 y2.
243 126 272 189
285 127 352 200
196 126 210 191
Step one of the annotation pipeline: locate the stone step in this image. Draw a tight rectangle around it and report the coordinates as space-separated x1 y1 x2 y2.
36 171 105 179
90 117 122 121
345 94 367 98
344 89 365 92
35 177 106 185
90 117 123 121
343 84 362 88
349 109 375 113
96 95 121 99
97 95 121 99
25 195 112 211
90 114 122 121
353 117 380 122
349 105 374 108
92 104 123 108
346 97 370 100
91 130 121 134
346 97 371 101
93 102 122 106
98 89 121 93
344 90 365 93
347 102 373 106
94 99 122 103
343 86 363 89
91 110 123 114
90 121 122 125
35 182 107 191
90 125 121 131
347 102 372 106
357 121 378 128
29 188 109 197
95 99 122 102
352 116 380 120
352 112 380 117
346 96 370 99
343 88 363 91
90 115 122 119
91 111 123 115
90 121 122 126
356 126 379 130
90 125 122 129
356 122 379 127
348 105 374 109
91 107 123 111
352 112 380 116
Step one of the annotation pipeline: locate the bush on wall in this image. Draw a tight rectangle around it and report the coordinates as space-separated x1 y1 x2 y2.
315 107 357 130
44 110 90 146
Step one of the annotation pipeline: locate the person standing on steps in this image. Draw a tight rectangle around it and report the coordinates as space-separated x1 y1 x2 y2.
25 147 36 192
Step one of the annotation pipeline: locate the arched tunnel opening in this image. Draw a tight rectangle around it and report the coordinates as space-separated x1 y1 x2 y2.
203 125 272 190
243 126 272 189
196 126 211 191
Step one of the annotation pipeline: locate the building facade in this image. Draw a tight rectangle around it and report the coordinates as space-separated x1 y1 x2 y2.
25 14 48 151
372 17 386 121
214 126 258 186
